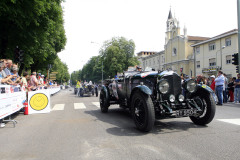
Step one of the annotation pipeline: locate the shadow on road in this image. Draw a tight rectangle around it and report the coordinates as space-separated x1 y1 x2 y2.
84 107 207 136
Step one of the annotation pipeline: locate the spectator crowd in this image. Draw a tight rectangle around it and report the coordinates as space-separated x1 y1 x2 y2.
0 59 57 92
194 70 240 105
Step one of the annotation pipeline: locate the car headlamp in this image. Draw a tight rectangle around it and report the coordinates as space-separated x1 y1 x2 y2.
169 94 175 102
158 80 169 94
186 79 196 93
178 94 184 102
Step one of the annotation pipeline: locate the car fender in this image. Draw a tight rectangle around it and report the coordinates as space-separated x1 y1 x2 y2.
131 85 152 96
101 85 109 100
191 84 217 102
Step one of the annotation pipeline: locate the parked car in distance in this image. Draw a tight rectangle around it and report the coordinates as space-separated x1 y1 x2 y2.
78 84 98 97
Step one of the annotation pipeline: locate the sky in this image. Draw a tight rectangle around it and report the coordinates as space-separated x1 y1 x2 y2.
58 0 238 73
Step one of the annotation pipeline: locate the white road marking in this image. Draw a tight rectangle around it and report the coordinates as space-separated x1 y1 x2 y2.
217 119 240 125
92 102 100 108
52 104 65 111
74 103 86 109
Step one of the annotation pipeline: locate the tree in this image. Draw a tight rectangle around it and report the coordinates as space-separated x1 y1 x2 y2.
100 37 138 78
0 0 66 74
77 37 139 83
51 56 70 84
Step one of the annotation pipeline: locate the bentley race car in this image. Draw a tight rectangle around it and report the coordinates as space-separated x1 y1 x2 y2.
78 84 98 97
99 68 216 132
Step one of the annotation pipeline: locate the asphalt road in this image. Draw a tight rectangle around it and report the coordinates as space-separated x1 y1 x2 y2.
0 88 240 160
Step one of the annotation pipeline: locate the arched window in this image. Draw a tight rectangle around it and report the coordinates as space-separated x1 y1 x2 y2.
172 48 177 56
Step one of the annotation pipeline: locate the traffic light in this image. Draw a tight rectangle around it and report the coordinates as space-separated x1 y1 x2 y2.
19 50 24 63
232 53 239 65
237 66 239 73
14 46 20 63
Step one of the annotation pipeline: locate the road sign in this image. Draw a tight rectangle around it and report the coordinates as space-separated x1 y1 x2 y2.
51 72 58 74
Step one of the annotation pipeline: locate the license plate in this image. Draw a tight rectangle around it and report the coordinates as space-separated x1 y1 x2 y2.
176 109 197 117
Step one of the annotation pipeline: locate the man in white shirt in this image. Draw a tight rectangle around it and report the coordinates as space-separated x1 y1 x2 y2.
215 70 225 105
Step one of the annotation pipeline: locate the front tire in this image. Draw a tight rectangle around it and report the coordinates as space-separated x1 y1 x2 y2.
80 88 84 97
131 91 155 132
100 90 109 113
95 88 98 97
190 93 216 125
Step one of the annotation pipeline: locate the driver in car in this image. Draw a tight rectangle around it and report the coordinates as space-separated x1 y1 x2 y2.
136 66 142 72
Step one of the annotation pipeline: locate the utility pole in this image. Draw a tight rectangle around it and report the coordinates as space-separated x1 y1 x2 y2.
238 0 240 73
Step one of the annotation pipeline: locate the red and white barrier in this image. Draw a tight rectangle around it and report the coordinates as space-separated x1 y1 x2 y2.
0 88 26 120
0 85 61 119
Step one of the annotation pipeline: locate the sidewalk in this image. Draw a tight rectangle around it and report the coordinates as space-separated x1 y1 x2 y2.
222 102 240 107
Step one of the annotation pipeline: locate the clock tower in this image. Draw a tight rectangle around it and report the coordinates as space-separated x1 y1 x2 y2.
165 9 180 45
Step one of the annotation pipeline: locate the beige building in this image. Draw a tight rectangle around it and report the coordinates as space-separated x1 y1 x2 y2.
138 10 208 77
192 29 238 78
164 10 209 77
137 10 238 78
137 51 164 71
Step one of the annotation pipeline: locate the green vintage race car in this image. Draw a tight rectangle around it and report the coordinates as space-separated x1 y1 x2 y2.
99 68 216 132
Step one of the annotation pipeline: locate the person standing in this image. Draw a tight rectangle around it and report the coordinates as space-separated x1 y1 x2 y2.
210 75 215 91
4 59 12 76
0 61 14 84
223 73 228 103
215 70 225 105
29 72 38 91
234 73 240 104
228 77 236 102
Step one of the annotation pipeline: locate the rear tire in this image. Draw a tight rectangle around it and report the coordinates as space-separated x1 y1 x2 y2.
190 93 216 125
95 88 98 97
80 88 84 97
131 91 155 132
100 90 109 113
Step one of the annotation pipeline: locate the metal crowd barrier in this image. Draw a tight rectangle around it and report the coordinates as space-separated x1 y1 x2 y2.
0 85 60 127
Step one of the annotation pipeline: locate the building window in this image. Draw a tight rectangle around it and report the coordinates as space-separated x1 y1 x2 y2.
172 48 177 56
195 47 200 54
209 58 216 66
196 61 200 68
226 55 231 64
209 43 216 51
226 38 231 47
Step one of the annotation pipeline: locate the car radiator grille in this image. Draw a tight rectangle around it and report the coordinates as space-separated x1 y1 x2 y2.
162 74 182 100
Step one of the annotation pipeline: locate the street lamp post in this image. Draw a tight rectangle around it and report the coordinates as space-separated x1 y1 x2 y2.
101 60 103 85
216 46 225 70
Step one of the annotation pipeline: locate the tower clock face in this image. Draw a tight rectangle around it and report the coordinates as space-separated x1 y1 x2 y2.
168 21 174 29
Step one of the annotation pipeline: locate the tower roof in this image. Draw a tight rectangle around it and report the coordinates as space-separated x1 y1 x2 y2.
168 9 173 19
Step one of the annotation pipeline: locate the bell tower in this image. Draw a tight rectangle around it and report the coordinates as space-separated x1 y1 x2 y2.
165 8 180 44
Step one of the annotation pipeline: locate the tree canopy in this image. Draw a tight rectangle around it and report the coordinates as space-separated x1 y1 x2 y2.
71 37 139 84
0 0 67 81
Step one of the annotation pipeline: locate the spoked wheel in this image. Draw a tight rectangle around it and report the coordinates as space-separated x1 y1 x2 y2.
131 91 155 132
95 88 98 97
190 93 216 125
99 90 109 113
80 88 84 97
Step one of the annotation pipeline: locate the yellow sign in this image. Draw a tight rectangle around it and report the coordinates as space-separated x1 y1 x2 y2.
29 93 49 111
51 72 58 74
